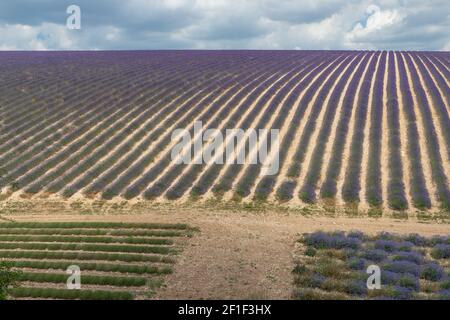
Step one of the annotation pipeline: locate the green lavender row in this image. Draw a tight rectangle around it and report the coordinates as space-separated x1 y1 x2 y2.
0 222 189 230
0 228 185 237
0 242 173 254
19 272 149 287
10 287 134 300
0 250 175 263
0 235 173 245
6 260 173 275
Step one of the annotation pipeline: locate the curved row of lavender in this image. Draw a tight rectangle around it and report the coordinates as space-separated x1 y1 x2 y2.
0 51 448 212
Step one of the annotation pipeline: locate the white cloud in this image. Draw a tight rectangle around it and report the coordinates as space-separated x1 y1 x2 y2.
0 0 448 50
347 4 406 43
0 23 74 50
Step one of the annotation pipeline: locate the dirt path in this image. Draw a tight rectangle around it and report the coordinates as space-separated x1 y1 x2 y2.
5 209 449 300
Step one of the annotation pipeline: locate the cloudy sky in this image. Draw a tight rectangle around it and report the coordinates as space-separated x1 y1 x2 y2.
0 0 448 50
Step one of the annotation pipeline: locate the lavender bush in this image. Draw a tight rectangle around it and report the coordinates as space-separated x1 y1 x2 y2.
421 262 445 281
431 244 450 259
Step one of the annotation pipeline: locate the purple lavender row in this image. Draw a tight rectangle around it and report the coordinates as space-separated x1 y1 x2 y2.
232 53 339 199
320 53 373 200
396 52 431 209
341 53 379 203
0 54 233 191
138 52 310 199
147 53 321 200
163 53 324 200
402 53 450 210
105 53 299 199
249 54 346 200
209 54 327 198
365 52 387 207
385 51 408 210
23 57 238 195
276 53 356 201
298 52 364 203
411 53 450 159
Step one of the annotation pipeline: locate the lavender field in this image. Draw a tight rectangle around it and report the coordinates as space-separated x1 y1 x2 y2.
294 231 450 300
0 51 449 213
